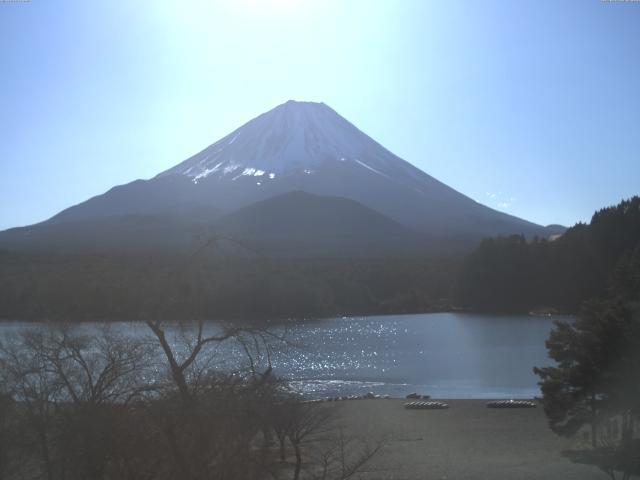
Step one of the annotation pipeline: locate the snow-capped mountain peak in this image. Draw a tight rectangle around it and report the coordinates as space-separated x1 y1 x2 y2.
157 100 411 184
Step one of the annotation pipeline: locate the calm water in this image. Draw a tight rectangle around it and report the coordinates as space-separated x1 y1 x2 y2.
0 313 562 399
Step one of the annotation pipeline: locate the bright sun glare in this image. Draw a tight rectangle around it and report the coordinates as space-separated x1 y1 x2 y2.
234 0 319 18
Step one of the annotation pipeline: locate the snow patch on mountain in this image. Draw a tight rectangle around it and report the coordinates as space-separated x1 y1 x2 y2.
354 159 391 180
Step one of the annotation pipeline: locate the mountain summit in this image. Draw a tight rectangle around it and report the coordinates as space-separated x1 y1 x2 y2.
159 100 422 184
0 100 561 255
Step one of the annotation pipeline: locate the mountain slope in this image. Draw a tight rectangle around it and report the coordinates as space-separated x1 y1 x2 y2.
0 214 200 253
213 191 427 257
0 100 563 256
0 192 428 257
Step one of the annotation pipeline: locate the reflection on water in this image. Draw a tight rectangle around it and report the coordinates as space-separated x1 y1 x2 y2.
0 313 563 399
276 313 561 399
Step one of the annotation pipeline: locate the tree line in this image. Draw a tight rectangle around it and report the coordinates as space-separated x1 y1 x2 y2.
455 196 640 313
0 252 458 322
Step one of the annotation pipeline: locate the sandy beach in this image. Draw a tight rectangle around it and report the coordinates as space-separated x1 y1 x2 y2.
332 399 607 480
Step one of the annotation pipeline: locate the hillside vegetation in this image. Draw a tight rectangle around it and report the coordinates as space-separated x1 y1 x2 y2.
455 196 640 313
0 252 456 322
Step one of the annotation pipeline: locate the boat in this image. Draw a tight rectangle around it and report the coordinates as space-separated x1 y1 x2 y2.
486 399 536 408
404 401 449 410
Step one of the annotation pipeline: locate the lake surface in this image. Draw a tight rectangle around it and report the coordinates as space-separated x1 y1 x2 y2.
0 313 563 399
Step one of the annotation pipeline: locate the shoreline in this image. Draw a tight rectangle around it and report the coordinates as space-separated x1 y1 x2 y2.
0 307 575 324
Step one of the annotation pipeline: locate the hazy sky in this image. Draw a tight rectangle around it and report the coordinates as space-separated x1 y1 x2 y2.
1 0 639 230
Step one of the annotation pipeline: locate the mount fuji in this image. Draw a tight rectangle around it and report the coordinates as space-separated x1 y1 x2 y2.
0 100 562 256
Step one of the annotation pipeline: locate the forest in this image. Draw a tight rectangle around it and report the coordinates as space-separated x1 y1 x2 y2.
0 251 457 322
455 196 640 313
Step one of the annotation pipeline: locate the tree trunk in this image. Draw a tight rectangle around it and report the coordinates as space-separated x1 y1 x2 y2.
38 423 54 480
279 438 286 462
163 422 193 480
621 410 632 443
293 443 302 480
590 394 598 449
146 321 192 405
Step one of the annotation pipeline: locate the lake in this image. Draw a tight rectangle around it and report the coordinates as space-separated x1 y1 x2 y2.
0 313 563 399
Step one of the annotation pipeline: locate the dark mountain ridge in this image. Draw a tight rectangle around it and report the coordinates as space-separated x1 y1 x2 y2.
214 191 428 257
